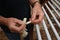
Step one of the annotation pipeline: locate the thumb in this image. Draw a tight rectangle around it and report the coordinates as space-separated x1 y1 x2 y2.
31 10 36 21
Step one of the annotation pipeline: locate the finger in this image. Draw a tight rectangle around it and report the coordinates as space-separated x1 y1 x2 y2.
16 20 26 31
10 23 26 33
11 25 26 33
14 18 25 24
33 14 44 24
16 20 26 25
39 12 44 22
18 23 26 32
31 9 37 21
10 25 21 32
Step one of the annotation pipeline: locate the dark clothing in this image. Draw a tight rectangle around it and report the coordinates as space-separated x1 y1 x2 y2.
0 0 32 40
2 24 33 40
0 0 30 19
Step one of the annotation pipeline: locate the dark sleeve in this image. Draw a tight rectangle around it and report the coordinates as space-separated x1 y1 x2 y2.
0 0 8 17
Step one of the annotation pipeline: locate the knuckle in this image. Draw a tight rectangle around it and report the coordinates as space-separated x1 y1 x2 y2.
38 20 41 23
23 22 25 25
42 14 44 16
39 20 41 22
17 29 20 32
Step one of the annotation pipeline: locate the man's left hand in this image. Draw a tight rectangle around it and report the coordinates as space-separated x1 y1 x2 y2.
30 2 44 24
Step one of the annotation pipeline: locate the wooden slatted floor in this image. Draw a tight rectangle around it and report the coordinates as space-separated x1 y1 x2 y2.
0 0 60 40
33 0 60 40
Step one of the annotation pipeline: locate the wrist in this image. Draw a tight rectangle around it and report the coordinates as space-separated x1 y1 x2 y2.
0 16 8 25
31 1 40 8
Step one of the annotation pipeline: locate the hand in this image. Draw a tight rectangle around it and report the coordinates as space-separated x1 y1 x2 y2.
30 2 44 24
4 18 26 33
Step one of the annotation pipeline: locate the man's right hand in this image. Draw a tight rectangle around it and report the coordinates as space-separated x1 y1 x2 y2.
3 17 26 33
